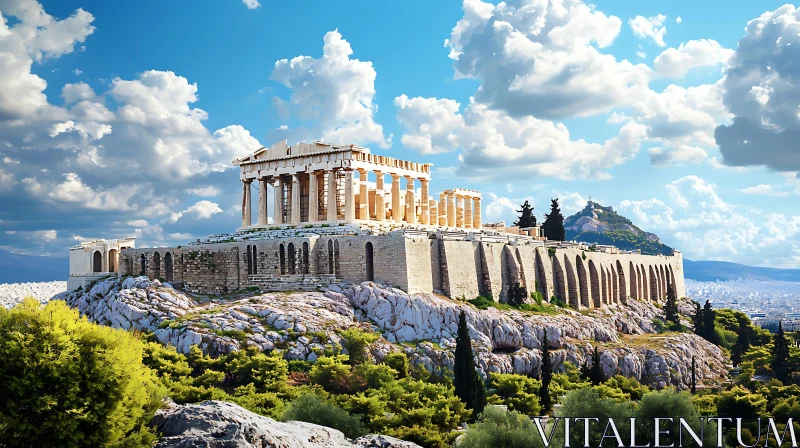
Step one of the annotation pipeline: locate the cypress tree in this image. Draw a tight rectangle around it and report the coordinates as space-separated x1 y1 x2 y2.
454 311 486 421
589 345 604 385
701 300 721 346
773 321 790 384
542 198 565 241
731 317 751 367
513 200 537 228
539 329 552 414
664 284 680 328
690 356 696 394
691 301 704 337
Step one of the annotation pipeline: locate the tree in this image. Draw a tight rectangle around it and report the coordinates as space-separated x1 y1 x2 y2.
507 283 527 307
0 299 163 448
690 356 696 394
580 345 604 386
513 200 537 228
732 317 751 367
664 284 680 329
542 198 565 241
701 300 722 346
773 321 791 384
691 301 704 336
539 329 552 414
339 328 379 366
454 311 486 421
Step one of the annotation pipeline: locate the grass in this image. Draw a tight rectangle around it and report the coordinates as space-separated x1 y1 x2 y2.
467 296 564 315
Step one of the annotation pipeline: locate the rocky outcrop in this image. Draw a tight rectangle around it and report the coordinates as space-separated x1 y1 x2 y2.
152 400 420 448
58 276 728 389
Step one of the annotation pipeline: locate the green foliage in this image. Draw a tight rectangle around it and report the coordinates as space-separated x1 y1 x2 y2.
604 375 650 400
693 300 722 346
507 283 527 307
556 388 635 447
513 200 537 228
580 346 604 385
539 329 553 414
634 389 717 447
486 373 542 417
454 311 486 421
468 295 562 315
663 284 680 327
383 352 410 379
384 425 458 448
282 393 368 439
716 386 767 420
773 322 791 384
468 296 495 310
566 229 674 255
455 406 544 448
0 299 163 448
547 247 556 257
339 328 379 366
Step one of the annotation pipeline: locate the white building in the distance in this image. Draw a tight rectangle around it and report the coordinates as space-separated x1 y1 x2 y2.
68 238 135 291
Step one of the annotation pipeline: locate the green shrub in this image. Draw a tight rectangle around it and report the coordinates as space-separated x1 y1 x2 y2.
486 373 542 417
384 425 458 448
468 296 495 310
282 393 368 439
0 299 164 448
456 406 544 448
383 352 410 379
339 328 379 366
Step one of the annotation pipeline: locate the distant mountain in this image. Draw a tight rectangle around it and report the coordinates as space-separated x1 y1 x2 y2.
0 249 68 284
683 259 800 282
564 201 674 255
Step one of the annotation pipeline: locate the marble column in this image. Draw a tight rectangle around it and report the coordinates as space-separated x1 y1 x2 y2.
291 174 301 224
258 177 268 226
420 179 429 225
429 199 437 226
464 195 473 228
358 169 369 221
327 170 338 222
344 170 355 221
391 174 401 222
473 197 482 229
405 176 416 224
274 177 284 225
456 195 464 228
446 191 456 227
242 179 252 228
308 172 319 222
439 193 447 226
375 171 385 222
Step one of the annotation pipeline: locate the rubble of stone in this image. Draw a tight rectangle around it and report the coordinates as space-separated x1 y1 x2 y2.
153 400 421 448
60 276 727 390
0 280 66 309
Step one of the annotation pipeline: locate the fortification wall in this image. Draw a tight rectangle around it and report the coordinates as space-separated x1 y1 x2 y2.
120 232 685 310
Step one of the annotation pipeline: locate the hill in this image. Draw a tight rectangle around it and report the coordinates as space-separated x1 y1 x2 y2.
0 248 68 284
683 259 800 282
563 201 674 255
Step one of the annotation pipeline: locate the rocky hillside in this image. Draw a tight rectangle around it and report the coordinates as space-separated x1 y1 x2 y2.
564 201 674 255
57 276 727 390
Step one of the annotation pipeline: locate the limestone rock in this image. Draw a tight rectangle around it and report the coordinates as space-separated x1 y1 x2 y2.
63 276 727 390
152 400 420 448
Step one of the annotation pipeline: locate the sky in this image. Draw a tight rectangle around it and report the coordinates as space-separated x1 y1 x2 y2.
1 0 800 268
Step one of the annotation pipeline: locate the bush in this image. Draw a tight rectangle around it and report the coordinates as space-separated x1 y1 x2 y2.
282 393 368 439
339 328 379 366
456 406 544 448
383 352 410 379
468 296 495 310
487 373 542 417
385 425 458 448
0 299 164 448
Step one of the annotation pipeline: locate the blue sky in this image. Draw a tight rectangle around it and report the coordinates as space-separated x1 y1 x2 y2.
1 0 800 268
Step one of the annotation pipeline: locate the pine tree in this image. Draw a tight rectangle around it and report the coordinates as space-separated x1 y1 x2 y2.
690 356 696 394
542 198 565 242
664 284 680 329
773 321 791 384
701 300 721 346
539 329 552 414
454 311 486 421
513 200 537 228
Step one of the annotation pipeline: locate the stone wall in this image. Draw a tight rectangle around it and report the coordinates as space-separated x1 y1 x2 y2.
121 231 685 307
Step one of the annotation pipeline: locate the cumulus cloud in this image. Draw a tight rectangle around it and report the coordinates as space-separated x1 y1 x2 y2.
21 172 139 211
444 0 650 120
269 30 391 148
242 0 260 9
185 186 221 197
396 95 647 180
714 5 800 172
649 145 707 166
653 39 734 79
618 175 800 263
629 14 668 47
740 184 789 197
167 200 222 223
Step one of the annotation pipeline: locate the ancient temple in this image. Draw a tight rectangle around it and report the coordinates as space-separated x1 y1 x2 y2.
233 140 482 229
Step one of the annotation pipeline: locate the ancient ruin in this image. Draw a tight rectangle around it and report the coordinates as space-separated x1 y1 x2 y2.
68 237 136 291
69 141 685 307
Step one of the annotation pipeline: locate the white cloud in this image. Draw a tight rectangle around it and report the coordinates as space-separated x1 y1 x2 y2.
21 173 138 211
185 186 221 197
676 16 682 24
629 14 668 47
167 200 222 223
269 30 391 148
127 219 149 227
653 39 733 79
649 145 707 166
396 95 647 181
740 184 789 197
242 0 260 9
444 0 651 120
